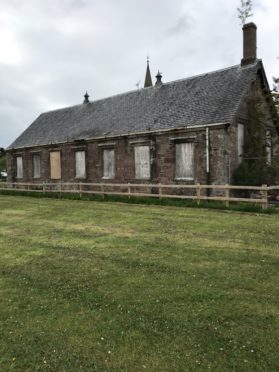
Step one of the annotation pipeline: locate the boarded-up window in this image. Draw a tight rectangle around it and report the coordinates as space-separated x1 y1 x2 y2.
135 145 150 179
103 149 115 179
75 151 86 178
16 156 23 178
32 154 41 178
266 130 272 165
238 123 245 164
50 151 61 179
175 142 194 180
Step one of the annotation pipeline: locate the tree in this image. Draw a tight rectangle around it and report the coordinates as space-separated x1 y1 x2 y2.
237 0 253 25
272 77 279 114
233 94 279 186
0 148 6 172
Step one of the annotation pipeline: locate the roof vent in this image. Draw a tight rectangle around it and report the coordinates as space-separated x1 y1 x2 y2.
155 71 163 86
83 91 90 104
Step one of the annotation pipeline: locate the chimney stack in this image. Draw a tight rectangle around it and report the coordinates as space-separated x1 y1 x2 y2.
241 22 257 66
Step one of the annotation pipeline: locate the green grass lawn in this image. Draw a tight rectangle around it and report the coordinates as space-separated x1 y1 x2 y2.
0 196 278 371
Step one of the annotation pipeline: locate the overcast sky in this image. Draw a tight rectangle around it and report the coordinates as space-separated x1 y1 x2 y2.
0 0 278 148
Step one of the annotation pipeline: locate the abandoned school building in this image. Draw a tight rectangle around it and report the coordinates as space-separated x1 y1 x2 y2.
6 23 279 188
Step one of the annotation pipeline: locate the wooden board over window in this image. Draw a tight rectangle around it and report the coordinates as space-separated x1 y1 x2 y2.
32 154 41 179
50 151 61 179
238 123 245 164
16 156 23 178
103 149 115 179
75 151 86 179
175 142 194 180
266 130 272 165
135 145 150 179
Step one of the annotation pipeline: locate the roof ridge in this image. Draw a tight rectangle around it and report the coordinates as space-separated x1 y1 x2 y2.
163 60 260 86
41 61 261 116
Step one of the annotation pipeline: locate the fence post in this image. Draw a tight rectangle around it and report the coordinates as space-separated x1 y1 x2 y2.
59 182 62 198
159 183 162 200
196 183 201 205
128 182 131 199
225 184 230 208
101 184 105 199
261 184 268 210
79 182 83 198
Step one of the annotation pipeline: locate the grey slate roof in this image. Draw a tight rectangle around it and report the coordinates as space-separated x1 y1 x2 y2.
9 60 263 149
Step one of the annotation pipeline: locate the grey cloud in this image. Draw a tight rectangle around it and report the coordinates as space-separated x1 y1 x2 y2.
167 15 194 37
0 0 278 148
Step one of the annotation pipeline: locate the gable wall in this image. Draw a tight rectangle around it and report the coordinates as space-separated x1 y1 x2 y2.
229 74 278 181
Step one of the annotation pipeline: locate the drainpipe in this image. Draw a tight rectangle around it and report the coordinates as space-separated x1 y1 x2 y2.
206 127 210 196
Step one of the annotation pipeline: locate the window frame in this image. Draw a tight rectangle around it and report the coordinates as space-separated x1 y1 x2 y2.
266 130 272 165
16 156 23 179
50 151 61 180
174 142 194 181
102 148 115 179
134 145 151 180
237 123 245 164
32 154 41 179
75 150 86 179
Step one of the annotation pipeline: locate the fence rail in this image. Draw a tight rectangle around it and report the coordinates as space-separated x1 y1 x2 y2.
0 182 278 209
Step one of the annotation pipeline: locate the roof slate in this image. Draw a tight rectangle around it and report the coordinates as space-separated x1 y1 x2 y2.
9 61 262 149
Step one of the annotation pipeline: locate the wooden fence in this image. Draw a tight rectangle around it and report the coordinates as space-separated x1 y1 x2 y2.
1 182 279 209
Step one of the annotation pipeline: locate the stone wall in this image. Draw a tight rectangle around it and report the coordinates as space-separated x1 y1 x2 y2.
6 126 230 186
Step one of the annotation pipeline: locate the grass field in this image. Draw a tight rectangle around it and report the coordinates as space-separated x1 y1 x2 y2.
0 195 278 371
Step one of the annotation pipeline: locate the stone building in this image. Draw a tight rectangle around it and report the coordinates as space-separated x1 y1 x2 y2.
6 23 278 186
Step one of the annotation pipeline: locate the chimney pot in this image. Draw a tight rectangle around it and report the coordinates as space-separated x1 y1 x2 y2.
241 22 257 66
155 71 163 86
